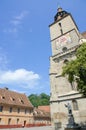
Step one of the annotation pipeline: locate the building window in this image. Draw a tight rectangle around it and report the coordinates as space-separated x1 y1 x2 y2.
25 109 27 114
9 107 12 113
18 108 20 113
72 99 78 110
17 118 19 124
0 118 2 123
0 106 3 112
29 109 32 114
8 118 11 125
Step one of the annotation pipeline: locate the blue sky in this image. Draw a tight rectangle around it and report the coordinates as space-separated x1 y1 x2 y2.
0 0 86 96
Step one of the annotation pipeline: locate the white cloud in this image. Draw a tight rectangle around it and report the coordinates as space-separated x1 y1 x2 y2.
0 69 40 88
14 11 29 21
10 11 29 26
3 11 29 34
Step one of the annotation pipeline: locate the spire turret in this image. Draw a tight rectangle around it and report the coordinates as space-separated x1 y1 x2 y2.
54 7 69 22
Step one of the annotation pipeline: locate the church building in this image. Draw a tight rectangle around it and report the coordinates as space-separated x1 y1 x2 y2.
49 7 86 130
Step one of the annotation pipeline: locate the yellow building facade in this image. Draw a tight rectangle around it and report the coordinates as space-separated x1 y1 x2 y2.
0 88 33 128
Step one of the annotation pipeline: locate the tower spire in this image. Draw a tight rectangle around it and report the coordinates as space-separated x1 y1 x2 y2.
54 6 68 21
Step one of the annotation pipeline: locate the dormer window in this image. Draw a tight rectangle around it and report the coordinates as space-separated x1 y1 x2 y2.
2 96 5 99
21 99 24 104
10 97 15 101
12 98 15 101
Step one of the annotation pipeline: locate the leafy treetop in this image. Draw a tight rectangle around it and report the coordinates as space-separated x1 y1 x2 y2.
62 42 86 97
28 93 50 107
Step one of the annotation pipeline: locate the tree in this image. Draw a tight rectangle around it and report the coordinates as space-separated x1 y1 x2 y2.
62 42 86 97
28 93 50 107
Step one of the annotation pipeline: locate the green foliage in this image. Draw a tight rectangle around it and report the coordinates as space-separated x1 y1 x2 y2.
28 93 50 107
62 42 86 97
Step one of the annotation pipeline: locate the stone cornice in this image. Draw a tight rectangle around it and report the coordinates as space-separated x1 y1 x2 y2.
51 44 80 61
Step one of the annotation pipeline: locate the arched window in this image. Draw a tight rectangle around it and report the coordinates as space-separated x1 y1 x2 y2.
72 99 78 111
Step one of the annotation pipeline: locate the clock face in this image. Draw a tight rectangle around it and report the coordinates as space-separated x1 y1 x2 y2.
55 33 72 49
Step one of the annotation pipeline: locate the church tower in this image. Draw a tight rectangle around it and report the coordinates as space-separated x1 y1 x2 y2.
49 7 86 129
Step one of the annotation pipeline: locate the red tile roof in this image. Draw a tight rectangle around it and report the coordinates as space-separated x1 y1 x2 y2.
38 105 50 113
33 107 50 118
0 88 33 108
82 31 86 39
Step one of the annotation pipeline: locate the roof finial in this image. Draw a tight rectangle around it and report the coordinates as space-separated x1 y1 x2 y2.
57 3 61 9
57 3 62 12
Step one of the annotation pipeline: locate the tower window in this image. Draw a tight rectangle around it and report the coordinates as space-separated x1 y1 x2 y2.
60 29 63 35
58 22 63 34
72 99 78 111
59 22 61 27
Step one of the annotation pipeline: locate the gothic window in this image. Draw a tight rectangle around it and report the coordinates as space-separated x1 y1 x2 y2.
72 99 78 111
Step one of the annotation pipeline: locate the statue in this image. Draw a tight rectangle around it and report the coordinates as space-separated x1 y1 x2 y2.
65 102 72 115
65 103 81 129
